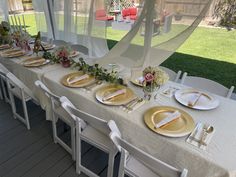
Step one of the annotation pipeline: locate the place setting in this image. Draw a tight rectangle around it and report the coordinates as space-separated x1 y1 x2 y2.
1 48 26 58
174 88 220 110
144 106 195 137
0 44 11 50
21 56 51 67
61 71 97 88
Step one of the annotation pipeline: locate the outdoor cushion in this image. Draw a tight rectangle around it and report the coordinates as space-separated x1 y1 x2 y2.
96 16 114 21
96 9 106 17
122 8 130 17
129 7 137 16
130 15 137 20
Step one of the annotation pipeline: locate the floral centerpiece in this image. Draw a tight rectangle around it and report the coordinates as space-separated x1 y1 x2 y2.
143 66 169 100
0 21 12 46
19 31 31 52
54 46 73 67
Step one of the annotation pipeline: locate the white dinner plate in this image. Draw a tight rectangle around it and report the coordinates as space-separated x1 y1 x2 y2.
174 88 219 110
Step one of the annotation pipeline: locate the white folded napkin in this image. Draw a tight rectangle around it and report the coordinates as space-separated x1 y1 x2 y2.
155 110 181 128
24 58 45 65
136 76 144 84
186 122 215 150
188 93 202 107
102 89 126 101
67 74 89 85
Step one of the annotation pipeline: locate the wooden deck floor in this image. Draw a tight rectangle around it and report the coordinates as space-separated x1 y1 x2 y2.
0 99 120 177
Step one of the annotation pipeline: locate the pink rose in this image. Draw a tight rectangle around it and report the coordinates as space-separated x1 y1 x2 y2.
145 73 154 82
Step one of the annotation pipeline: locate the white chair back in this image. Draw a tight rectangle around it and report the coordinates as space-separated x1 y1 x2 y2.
71 44 89 55
6 72 37 101
60 96 112 135
163 14 173 33
53 40 68 46
41 36 49 42
0 64 10 102
159 66 181 82
34 80 61 108
181 73 235 98
110 132 188 177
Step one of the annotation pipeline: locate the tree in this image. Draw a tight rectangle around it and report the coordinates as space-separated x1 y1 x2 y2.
214 0 236 29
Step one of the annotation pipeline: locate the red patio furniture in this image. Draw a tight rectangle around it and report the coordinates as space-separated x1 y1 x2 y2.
95 9 114 21
122 7 137 20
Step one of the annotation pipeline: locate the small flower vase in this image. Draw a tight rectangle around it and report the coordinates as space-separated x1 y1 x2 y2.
61 57 71 68
143 83 160 101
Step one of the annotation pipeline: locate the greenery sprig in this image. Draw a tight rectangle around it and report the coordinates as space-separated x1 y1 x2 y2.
43 51 124 85
43 51 59 63
74 58 124 85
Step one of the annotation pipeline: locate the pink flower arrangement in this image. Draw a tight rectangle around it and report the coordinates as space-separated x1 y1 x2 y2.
55 46 72 68
143 66 169 91
144 73 155 83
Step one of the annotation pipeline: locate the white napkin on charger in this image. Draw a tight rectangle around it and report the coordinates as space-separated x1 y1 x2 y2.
24 58 45 65
188 93 202 107
67 74 89 85
186 122 215 150
155 110 181 128
103 89 126 101
137 76 144 84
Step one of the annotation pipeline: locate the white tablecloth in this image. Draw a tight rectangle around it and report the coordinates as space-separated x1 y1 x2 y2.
1 55 236 177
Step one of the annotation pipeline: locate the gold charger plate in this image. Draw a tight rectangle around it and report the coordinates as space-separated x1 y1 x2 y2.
144 106 195 137
1 49 25 58
0 44 11 50
96 84 135 106
61 71 95 88
22 57 50 67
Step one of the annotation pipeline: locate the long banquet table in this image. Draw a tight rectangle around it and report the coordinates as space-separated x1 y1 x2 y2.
1 54 236 177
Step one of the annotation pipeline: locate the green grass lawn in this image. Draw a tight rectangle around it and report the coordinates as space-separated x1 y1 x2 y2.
4 13 236 90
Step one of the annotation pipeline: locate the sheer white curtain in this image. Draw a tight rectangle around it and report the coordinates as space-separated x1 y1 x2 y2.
0 0 9 22
97 0 213 68
32 0 54 39
53 0 110 58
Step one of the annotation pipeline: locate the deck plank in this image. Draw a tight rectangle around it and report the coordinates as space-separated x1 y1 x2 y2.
0 136 52 176
0 99 113 177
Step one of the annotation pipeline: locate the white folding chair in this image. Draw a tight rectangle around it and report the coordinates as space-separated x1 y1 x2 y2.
6 72 38 130
0 63 10 103
181 72 235 98
60 96 119 177
52 39 68 46
70 44 89 55
159 66 182 83
34 80 76 160
163 14 173 33
41 36 49 42
109 131 188 177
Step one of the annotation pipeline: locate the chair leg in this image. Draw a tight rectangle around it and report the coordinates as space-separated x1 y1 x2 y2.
71 126 76 161
52 114 58 144
107 151 116 177
9 91 17 119
76 138 81 175
0 82 3 100
2 79 10 103
22 99 30 130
